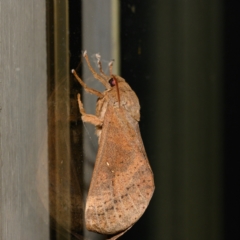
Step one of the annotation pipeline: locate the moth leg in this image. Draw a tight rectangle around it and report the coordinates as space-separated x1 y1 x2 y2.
83 51 111 90
95 53 108 80
72 70 104 98
77 93 103 126
108 60 114 75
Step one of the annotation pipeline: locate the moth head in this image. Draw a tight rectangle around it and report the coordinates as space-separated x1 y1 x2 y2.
108 77 117 87
108 75 124 107
108 75 125 87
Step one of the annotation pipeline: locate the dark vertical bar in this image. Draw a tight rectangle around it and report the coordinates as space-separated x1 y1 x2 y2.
47 0 84 239
224 1 240 239
120 1 223 239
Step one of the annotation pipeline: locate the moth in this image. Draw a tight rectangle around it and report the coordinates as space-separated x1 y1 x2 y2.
72 51 155 239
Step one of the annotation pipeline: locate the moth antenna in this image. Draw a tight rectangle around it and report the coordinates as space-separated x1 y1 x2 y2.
112 75 120 107
108 59 114 75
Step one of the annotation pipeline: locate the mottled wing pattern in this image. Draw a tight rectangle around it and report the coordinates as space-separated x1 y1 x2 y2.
85 104 155 235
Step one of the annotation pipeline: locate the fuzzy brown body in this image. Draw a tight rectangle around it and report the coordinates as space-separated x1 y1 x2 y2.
72 53 154 239
86 77 154 234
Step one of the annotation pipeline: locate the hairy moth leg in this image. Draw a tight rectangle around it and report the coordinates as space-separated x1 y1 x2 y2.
108 60 114 76
83 51 110 89
77 93 103 126
95 53 108 80
72 70 103 98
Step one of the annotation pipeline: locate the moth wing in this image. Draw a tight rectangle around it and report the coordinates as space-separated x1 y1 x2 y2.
85 105 155 235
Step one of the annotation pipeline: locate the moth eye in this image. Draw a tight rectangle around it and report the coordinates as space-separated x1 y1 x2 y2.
109 78 116 87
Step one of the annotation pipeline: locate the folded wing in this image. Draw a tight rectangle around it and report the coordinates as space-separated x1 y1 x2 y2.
85 104 155 235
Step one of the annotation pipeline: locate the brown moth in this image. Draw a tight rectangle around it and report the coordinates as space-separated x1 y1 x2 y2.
72 51 155 239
